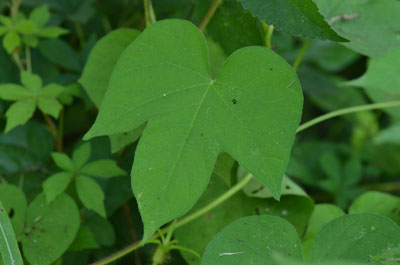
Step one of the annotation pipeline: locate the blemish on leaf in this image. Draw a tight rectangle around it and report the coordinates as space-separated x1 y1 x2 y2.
205 213 212 220
232 99 237 104
8 208 14 218
219 251 245 257
371 226 376 231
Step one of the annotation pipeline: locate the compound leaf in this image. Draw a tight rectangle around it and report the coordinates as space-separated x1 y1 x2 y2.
84 19 303 241
5 99 36 132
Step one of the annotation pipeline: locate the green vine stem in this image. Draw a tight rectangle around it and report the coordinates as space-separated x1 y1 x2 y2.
89 173 253 265
262 22 274 49
144 0 157 27
296 100 400 133
198 0 222 32
292 38 310 71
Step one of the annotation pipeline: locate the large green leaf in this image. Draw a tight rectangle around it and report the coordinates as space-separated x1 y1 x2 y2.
201 215 303 265
238 0 346 41
346 48 400 119
84 19 303 240
0 184 27 236
314 0 400 57
21 193 80 265
312 213 400 263
349 192 400 225
0 200 23 265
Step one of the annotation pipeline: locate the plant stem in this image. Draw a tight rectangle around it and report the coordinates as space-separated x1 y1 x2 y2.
56 108 64 152
122 203 142 265
74 21 85 48
89 173 253 265
144 0 156 27
174 173 253 228
262 22 274 49
25 46 32 73
43 113 58 139
296 100 400 133
292 39 310 71
198 0 222 32
11 0 21 23
11 51 24 70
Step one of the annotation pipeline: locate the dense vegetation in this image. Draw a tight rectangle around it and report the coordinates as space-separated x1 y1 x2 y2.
0 0 400 265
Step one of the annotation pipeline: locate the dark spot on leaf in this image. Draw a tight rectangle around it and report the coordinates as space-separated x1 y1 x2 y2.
269 67 273 71
0 208 3 212
232 99 237 104
285 185 290 190
205 213 212 220
201 133 203 137
8 208 14 218
254 208 260 215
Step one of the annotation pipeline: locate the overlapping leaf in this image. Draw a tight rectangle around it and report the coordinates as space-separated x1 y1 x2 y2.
238 0 346 41
84 19 303 240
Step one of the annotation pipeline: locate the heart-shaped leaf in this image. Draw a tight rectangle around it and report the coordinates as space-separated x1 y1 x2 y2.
84 19 303 240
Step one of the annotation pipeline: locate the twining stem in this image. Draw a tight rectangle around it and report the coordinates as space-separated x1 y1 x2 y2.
296 100 400 133
199 0 222 32
292 38 310 71
89 173 253 265
174 173 253 228
144 0 157 27
262 22 274 49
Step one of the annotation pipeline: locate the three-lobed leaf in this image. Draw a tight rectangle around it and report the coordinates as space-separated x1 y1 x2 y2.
84 19 303 241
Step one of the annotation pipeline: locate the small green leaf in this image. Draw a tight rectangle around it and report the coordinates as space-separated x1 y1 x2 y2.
302 204 345 261
346 48 400 119
37 27 69 38
81 159 126 178
21 71 42 92
22 35 39 47
51 152 75 171
0 84 31 100
29 5 51 28
314 0 400 57
75 175 106 217
72 142 92 168
349 192 400 225
312 213 400 263
0 15 12 27
238 0 346 41
80 28 140 108
84 19 303 241
38 39 81 71
202 215 303 265
0 199 23 265
3 31 20 53
5 99 36 132
0 26 7 36
86 215 116 246
37 97 62 118
42 172 74 203
68 226 99 251
0 184 27 237
14 20 37 35
374 125 400 145
22 194 80 265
